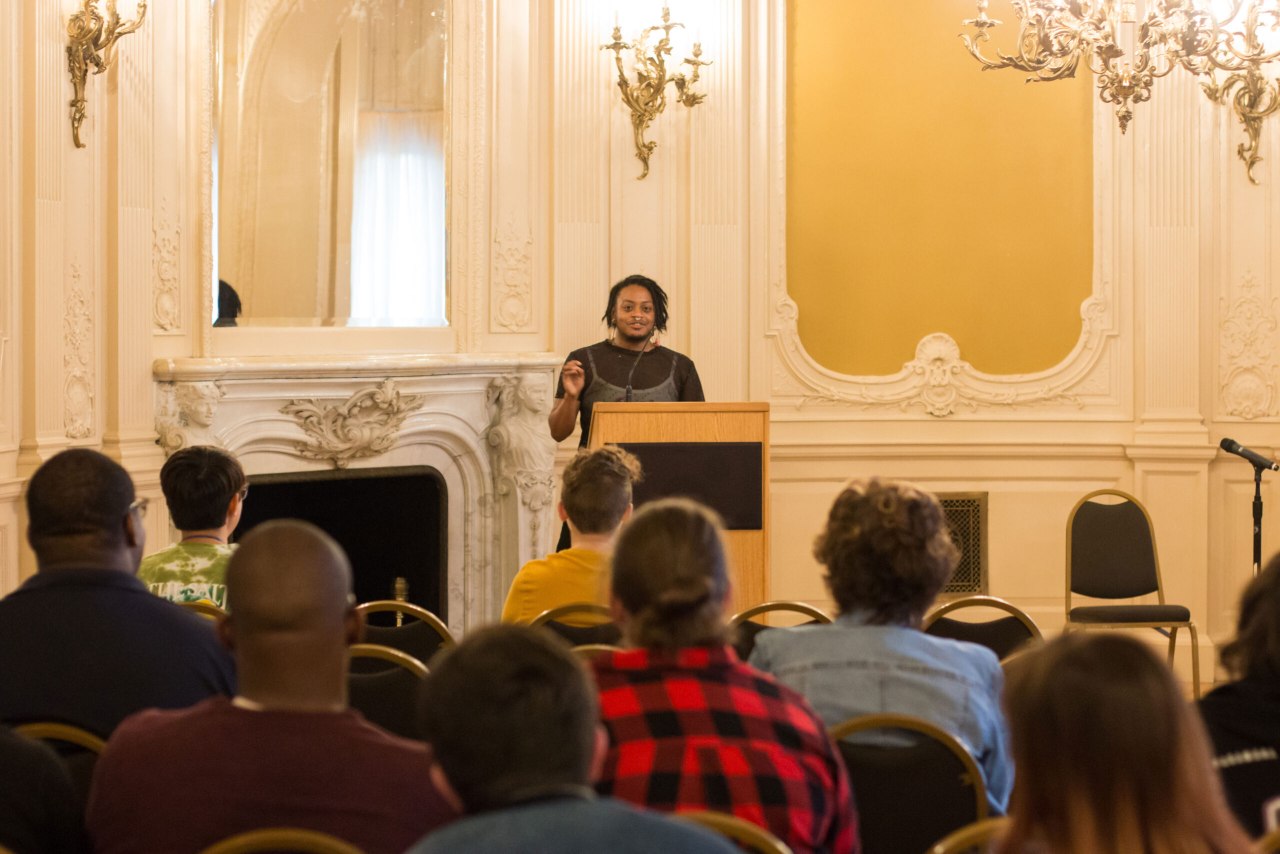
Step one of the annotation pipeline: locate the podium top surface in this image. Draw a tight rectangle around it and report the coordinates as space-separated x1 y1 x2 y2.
591 402 770 414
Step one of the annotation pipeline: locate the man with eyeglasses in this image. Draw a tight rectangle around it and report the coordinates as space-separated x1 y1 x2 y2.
0 448 235 738
138 445 248 610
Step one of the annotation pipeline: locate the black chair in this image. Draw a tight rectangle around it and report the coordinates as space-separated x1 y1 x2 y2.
530 603 621 646
829 713 987 854
1066 488 1200 697
923 595 1043 661
13 721 106 810
347 643 428 740
353 601 454 670
727 601 833 661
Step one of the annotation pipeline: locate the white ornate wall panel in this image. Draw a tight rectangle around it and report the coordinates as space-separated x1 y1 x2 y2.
0 0 19 478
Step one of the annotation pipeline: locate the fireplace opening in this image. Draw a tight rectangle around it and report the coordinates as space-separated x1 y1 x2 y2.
232 466 447 618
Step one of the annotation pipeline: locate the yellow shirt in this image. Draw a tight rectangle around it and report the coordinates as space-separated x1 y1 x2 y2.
501 547 610 626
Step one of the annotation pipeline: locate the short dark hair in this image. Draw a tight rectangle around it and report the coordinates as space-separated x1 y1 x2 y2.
561 446 642 534
601 274 669 333
418 625 598 812
1220 553 1280 680
26 448 136 551
815 478 959 625
611 498 729 650
159 446 246 531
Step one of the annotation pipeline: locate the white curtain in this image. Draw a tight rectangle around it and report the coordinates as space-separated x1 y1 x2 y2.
349 110 447 327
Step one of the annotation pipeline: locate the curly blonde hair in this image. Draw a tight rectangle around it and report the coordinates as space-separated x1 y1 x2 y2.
815 478 959 625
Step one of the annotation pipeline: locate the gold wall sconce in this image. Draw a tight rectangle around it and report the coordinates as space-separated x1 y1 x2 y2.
66 0 148 149
602 7 712 180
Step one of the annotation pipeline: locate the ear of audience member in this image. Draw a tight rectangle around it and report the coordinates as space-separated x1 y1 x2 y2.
85 520 455 854
594 498 860 854
137 445 246 609
1198 554 1280 837
1000 633 1253 854
746 477 1012 814
501 445 642 626
409 624 736 854
0 724 86 854
0 448 234 737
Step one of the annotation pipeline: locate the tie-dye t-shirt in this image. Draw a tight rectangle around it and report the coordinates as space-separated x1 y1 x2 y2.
136 542 235 609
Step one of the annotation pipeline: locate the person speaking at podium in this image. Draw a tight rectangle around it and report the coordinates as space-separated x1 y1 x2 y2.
548 274 704 448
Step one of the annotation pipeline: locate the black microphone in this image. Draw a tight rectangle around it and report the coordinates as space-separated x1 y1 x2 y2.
623 330 654 403
1220 438 1280 471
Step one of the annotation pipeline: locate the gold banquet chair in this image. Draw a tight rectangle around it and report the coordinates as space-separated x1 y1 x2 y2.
177 600 228 621
353 601 454 669
728 600 833 661
923 595 1043 661
530 602 621 647
829 713 987 854
198 827 363 854
346 643 428 740
928 816 1011 854
1065 489 1200 697
13 721 106 809
675 810 793 854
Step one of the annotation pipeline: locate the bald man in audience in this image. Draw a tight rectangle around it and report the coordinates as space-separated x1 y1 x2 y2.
86 520 455 854
0 448 234 737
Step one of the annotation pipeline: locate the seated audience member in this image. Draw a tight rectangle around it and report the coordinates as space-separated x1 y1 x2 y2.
999 633 1251 854
0 724 85 854
86 520 455 854
409 624 737 854
1199 555 1280 837
593 498 859 853
748 478 1012 814
502 446 642 625
0 449 235 737
137 445 246 608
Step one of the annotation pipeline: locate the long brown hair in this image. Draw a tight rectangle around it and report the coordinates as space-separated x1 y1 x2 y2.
1220 553 1280 682
999 633 1252 854
611 498 729 651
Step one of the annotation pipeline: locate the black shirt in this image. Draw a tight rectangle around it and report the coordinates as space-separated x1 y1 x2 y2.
556 340 704 446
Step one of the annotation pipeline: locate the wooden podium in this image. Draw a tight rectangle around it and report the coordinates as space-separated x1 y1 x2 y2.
588 402 769 612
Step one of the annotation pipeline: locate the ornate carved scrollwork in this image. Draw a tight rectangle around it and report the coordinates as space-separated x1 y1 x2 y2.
485 374 556 557
64 265 95 439
281 379 426 469
1220 274 1279 420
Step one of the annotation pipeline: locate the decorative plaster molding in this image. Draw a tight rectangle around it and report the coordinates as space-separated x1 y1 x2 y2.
767 288 1113 417
153 198 181 332
485 374 556 552
1219 273 1280 420
491 218 534 332
155 381 226 454
281 379 426 469
63 265 94 439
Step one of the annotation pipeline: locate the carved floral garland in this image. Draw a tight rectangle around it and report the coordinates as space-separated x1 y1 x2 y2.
281 379 426 469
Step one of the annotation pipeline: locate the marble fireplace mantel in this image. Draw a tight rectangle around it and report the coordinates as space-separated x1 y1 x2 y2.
151 353 563 636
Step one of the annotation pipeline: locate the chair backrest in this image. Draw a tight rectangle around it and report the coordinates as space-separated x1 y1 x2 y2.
347 643 428 739
1258 826 1280 854
197 827 364 854
1066 489 1164 605
674 810 793 854
829 713 987 854
530 603 621 645
354 601 454 667
13 721 107 809
727 601 834 661
571 643 625 661
927 816 1011 854
923 595 1043 660
178 600 228 621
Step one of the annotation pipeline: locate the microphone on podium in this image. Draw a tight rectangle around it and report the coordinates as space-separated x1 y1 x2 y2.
1220 438 1280 472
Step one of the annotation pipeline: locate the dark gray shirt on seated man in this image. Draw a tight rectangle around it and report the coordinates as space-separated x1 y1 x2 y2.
0 449 234 738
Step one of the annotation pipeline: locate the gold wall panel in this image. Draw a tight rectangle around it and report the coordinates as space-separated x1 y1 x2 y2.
786 0 1093 376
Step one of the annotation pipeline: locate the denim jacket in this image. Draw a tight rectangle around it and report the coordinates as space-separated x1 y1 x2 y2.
748 610 1013 814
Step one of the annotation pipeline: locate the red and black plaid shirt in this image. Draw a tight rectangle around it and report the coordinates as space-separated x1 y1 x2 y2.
592 645 859 854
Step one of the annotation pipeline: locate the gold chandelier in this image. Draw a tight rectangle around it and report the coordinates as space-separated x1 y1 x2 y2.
961 1 1280 184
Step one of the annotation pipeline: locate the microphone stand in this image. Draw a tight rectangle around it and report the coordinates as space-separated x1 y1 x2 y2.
1254 463 1265 575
